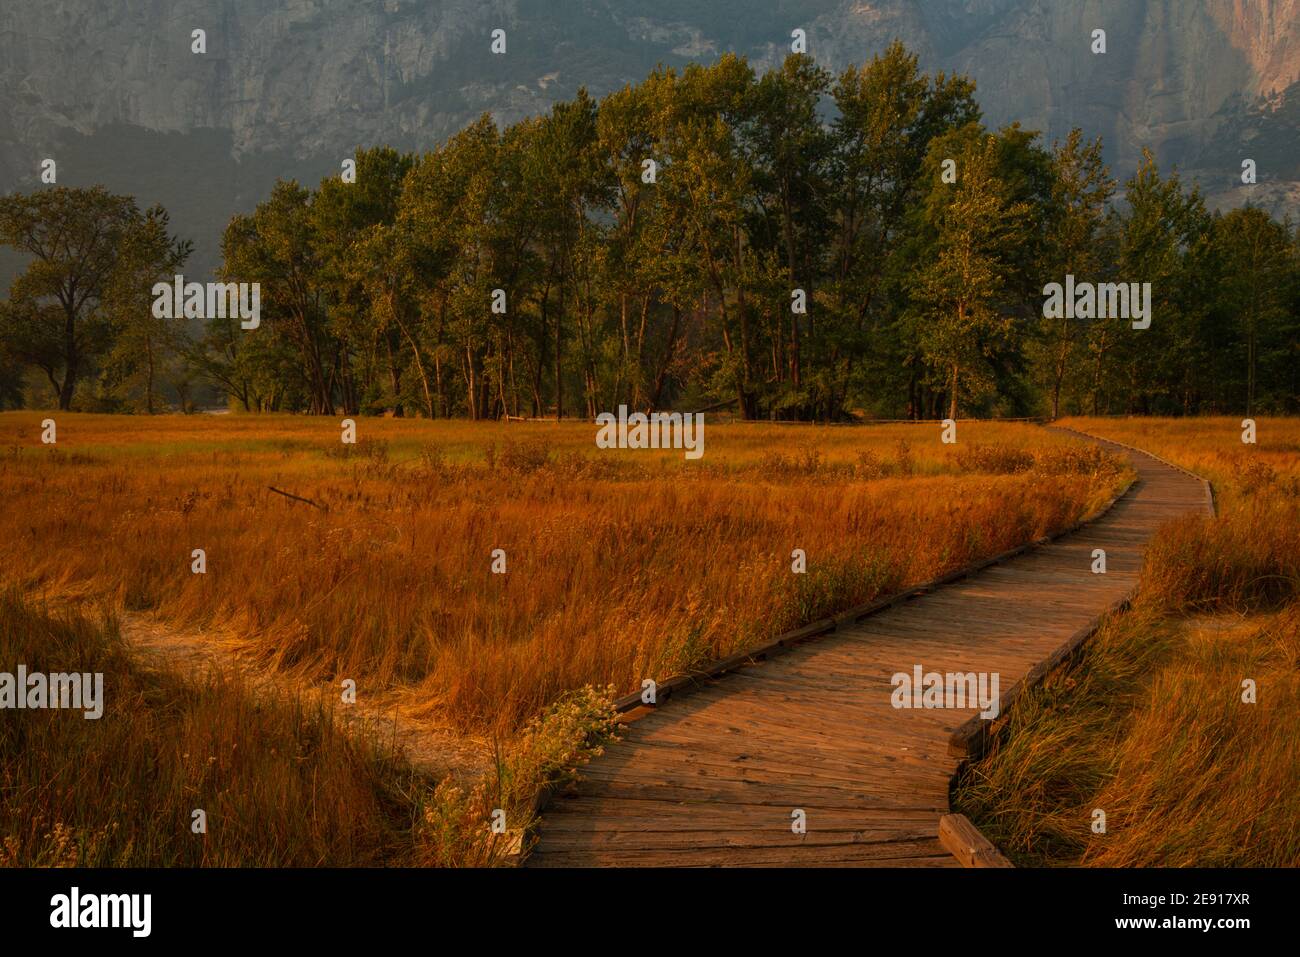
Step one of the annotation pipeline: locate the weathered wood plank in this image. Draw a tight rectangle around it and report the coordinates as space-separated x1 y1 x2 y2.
939 814 1014 868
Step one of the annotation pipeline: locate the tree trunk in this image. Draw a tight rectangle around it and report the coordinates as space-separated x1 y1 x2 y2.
648 306 682 411
385 334 404 417
145 336 156 414
554 285 564 421
59 305 78 411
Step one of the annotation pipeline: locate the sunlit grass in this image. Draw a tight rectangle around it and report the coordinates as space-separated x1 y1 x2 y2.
957 416 1300 866
0 588 620 867
0 413 1127 738
1060 415 1300 510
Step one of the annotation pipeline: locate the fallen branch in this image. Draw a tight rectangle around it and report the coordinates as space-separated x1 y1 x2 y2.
266 486 327 511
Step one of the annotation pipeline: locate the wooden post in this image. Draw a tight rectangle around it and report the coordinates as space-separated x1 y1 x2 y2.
939 814 1014 867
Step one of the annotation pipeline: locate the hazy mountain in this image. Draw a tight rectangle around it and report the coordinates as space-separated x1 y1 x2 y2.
2 0 1298 279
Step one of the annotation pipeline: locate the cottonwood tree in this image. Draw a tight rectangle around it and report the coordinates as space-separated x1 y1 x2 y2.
1032 129 1113 419
102 205 193 412
745 53 833 411
0 187 141 409
825 42 980 419
1211 206 1295 415
73 44 1288 420
1099 150 1209 414
398 130 474 419
914 126 1033 418
662 56 764 418
531 91 606 420
313 146 414 415
220 182 334 414
595 77 662 410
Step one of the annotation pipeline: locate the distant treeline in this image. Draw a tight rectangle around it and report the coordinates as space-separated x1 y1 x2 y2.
2 43 1297 418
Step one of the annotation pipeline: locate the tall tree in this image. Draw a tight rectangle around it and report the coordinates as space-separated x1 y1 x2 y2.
313 146 414 415
220 181 334 414
746 53 833 409
913 126 1033 418
1035 129 1113 418
827 42 980 418
1212 206 1295 414
102 205 193 412
1102 150 1210 414
0 187 141 409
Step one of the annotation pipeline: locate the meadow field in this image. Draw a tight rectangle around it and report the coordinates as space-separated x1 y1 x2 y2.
956 417 1300 866
0 413 1129 865
7 412 1296 867
0 414 1130 734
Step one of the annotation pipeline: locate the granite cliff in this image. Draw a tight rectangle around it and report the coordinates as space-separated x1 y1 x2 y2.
2 0 1297 276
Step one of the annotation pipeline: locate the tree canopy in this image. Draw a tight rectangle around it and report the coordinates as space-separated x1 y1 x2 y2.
3 43 1297 417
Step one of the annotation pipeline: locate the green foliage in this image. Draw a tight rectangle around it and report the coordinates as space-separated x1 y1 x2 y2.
3 44 1298 418
913 125 1036 417
0 187 189 411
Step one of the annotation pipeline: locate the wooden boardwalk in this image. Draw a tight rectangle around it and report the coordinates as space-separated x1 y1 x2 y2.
526 434 1211 867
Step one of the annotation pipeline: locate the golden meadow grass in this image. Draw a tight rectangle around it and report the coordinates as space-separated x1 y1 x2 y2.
0 413 1126 738
0 413 1133 866
1064 416 1300 613
954 604 1300 867
0 587 619 867
956 417 1300 866
7 413 1292 867
0 588 421 867
1058 415 1300 510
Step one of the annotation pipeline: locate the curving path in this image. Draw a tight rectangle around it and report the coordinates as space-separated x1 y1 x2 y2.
526 432 1211 867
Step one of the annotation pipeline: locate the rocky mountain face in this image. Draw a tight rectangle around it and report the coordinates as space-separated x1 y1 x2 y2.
2 0 1297 277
